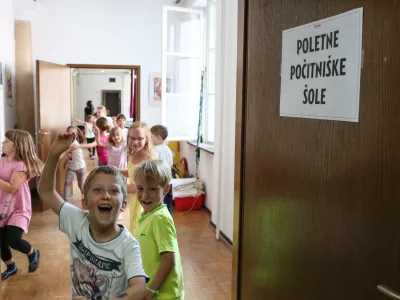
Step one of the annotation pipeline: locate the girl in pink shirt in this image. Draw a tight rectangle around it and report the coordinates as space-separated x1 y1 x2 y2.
95 126 127 170
0 129 44 280
84 117 110 166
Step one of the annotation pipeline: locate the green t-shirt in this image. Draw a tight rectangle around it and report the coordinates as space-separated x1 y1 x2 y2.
138 204 184 299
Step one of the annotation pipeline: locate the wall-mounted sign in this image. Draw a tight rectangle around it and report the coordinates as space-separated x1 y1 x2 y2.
280 8 363 122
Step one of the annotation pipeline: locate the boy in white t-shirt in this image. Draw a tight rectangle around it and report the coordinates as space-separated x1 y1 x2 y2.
96 105 114 128
38 133 148 300
150 125 174 215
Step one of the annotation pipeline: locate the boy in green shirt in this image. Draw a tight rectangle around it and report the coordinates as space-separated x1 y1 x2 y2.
134 160 184 300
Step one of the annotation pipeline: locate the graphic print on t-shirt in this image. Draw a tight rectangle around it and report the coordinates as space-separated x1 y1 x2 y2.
0 195 11 220
71 239 122 299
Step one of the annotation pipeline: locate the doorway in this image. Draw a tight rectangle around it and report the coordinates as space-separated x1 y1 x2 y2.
35 62 141 211
102 90 121 117
68 64 141 122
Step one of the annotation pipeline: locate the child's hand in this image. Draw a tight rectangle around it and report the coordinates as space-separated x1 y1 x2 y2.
49 133 75 157
93 126 99 135
145 290 155 300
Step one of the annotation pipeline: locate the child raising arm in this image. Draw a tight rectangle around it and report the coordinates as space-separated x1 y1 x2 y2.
38 133 148 300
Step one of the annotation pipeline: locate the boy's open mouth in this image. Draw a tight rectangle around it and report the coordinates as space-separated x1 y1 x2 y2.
141 200 153 206
98 204 112 213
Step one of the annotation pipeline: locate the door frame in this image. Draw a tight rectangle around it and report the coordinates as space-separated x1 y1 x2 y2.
102 90 121 116
67 64 141 121
232 0 247 299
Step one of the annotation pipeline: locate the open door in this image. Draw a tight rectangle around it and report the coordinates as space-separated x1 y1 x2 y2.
36 60 71 211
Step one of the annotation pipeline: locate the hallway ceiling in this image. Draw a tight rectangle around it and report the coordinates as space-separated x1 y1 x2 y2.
72 68 131 76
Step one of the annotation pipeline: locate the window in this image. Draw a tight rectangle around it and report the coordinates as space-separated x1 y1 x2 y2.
162 6 204 141
203 0 216 144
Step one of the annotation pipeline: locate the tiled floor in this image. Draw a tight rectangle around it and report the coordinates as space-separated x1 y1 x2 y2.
1 156 232 299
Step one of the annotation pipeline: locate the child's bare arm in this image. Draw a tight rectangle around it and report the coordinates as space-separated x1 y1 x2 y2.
72 118 85 125
94 129 108 148
79 141 97 149
111 277 146 300
38 133 75 215
119 169 129 177
145 252 175 298
0 172 27 193
127 183 136 193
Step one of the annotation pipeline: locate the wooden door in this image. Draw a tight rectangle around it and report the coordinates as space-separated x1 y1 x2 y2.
36 60 71 210
236 1 400 299
103 90 121 117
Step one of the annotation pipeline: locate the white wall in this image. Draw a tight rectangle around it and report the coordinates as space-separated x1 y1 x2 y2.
215 0 237 242
73 73 131 121
180 0 237 243
26 0 174 128
0 0 16 135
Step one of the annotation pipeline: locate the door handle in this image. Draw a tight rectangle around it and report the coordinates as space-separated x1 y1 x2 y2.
378 285 400 299
38 130 49 144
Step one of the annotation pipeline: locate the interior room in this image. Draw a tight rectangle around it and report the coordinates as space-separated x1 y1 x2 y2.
1 0 236 299
3 0 399 299
71 68 136 123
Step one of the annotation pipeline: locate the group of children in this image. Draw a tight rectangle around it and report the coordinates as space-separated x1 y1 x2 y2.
0 113 183 299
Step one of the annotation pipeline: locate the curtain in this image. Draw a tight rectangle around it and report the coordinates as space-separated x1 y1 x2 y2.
130 69 135 119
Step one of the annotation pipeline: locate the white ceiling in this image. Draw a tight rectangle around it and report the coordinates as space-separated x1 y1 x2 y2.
13 0 42 20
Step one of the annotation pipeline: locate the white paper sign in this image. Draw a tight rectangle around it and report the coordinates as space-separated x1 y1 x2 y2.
280 8 363 122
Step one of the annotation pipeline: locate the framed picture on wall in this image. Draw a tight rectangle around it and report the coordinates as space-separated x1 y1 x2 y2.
148 72 174 107
6 65 12 106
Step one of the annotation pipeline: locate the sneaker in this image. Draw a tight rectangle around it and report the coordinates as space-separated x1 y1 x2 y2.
1 266 17 280
28 249 40 273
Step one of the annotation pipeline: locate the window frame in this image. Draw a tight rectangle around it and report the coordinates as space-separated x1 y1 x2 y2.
161 6 205 141
202 0 217 145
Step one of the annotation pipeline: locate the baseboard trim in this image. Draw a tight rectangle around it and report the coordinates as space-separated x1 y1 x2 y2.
202 206 232 246
204 206 212 214
209 220 233 246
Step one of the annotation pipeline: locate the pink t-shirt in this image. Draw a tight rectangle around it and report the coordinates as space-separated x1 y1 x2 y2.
97 135 109 165
107 142 127 169
0 158 32 233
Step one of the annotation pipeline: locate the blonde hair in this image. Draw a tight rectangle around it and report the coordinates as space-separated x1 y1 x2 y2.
128 121 153 157
5 129 44 178
96 105 107 113
83 166 127 200
108 126 125 146
133 159 172 187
